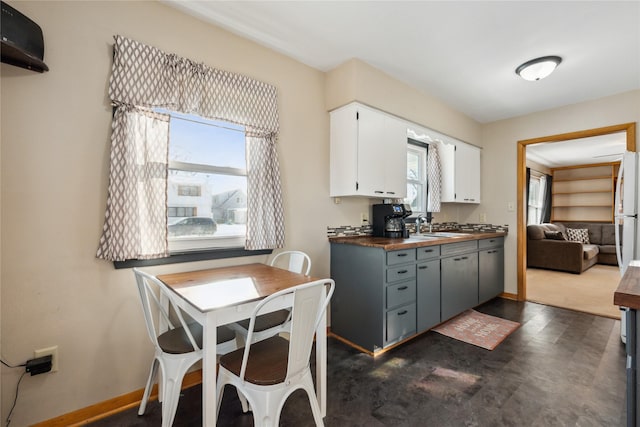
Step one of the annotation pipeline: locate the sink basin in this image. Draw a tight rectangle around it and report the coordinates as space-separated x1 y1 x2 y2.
417 232 473 238
407 235 440 241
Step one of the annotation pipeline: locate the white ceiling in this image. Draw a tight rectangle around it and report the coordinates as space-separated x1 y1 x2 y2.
526 132 628 168
161 1 639 168
162 0 640 124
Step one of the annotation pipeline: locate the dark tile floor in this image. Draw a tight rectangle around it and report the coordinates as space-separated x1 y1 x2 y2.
89 299 626 426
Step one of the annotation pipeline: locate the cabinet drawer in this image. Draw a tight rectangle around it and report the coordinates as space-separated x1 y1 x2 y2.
441 240 478 256
387 265 416 283
386 280 416 309
386 249 416 265
478 237 504 249
386 303 416 344
417 245 440 260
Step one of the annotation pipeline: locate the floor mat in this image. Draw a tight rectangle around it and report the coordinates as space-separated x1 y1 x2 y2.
432 309 520 350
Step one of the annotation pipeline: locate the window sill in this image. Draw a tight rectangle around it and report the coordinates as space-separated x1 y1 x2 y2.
113 247 272 269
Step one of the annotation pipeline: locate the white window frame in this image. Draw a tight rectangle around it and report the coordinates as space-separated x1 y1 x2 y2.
405 141 428 216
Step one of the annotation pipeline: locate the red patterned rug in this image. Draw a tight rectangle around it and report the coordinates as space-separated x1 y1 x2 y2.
433 309 520 350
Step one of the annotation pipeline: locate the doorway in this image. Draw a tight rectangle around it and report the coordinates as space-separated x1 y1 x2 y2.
516 122 637 302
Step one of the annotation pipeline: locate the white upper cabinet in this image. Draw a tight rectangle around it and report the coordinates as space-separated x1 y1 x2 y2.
441 141 481 204
330 102 407 198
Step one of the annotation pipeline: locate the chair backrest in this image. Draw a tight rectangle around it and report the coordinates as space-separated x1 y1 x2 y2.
269 250 311 275
240 279 335 382
133 268 200 352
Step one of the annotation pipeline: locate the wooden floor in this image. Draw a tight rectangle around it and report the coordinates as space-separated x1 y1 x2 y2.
89 298 626 426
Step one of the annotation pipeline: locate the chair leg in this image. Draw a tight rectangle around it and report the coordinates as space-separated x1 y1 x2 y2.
138 358 159 416
301 379 324 427
159 357 198 427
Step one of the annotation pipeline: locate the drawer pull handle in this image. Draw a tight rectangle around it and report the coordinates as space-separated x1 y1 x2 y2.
386 191 396 195
374 190 384 194
398 270 408 274
397 253 408 257
423 249 433 253
398 286 408 291
418 266 427 270
454 258 462 261
461 256 468 260
398 310 408 316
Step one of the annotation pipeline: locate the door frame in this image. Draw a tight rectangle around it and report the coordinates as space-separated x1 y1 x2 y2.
516 122 636 301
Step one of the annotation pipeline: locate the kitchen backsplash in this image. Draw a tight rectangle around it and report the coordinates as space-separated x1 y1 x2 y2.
327 222 509 237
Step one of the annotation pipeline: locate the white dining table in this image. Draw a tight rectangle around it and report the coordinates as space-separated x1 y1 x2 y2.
157 263 329 427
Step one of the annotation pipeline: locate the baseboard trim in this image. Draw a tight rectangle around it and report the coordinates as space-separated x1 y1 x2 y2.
500 292 518 301
31 370 203 426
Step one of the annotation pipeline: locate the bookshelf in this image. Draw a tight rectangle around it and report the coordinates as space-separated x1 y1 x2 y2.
551 162 619 223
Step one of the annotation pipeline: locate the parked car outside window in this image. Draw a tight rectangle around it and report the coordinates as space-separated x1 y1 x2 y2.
168 217 217 237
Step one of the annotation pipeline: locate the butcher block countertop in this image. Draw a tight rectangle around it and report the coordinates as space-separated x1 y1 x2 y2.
329 231 507 251
614 261 640 310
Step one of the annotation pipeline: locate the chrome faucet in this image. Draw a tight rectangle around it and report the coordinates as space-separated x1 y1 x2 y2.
415 214 427 235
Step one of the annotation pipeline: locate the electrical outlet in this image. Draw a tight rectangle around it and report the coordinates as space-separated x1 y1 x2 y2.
360 212 369 225
479 212 487 223
34 346 58 373
507 202 515 212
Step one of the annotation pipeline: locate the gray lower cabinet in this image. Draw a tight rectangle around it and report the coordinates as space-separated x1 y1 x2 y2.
330 236 504 352
441 240 479 322
330 243 417 352
416 245 441 333
479 237 505 304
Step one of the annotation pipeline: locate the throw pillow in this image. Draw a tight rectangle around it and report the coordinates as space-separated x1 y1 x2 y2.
566 228 590 244
544 230 565 240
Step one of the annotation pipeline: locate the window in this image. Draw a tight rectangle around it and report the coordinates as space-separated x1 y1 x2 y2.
177 185 201 197
528 174 546 225
405 140 428 215
165 111 247 252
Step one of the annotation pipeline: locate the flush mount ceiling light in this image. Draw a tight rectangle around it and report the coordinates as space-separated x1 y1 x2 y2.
515 56 562 81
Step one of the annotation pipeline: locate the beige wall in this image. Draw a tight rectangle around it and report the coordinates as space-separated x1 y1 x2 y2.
483 89 640 295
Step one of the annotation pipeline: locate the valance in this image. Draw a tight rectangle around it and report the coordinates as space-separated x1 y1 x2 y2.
109 35 279 137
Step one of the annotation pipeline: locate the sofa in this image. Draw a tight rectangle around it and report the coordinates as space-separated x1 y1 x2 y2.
527 222 620 274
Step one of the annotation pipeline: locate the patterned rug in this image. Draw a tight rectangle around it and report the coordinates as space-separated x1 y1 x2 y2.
433 309 520 350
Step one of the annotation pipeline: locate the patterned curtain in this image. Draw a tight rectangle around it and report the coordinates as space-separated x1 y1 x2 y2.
427 142 442 213
97 36 284 260
96 106 169 260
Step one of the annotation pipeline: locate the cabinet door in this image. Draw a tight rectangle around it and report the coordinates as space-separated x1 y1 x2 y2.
357 106 387 196
479 247 504 304
455 143 481 203
329 104 359 197
417 259 440 332
441 253 479 321
383 116 408 198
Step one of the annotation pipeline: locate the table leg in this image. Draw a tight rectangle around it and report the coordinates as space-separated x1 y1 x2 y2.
316 301 328 416
202 315 217 427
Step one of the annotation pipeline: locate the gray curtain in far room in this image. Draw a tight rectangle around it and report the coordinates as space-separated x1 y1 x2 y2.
540 174 553 223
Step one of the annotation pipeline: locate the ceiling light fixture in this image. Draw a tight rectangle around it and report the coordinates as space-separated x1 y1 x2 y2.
515 56 562 81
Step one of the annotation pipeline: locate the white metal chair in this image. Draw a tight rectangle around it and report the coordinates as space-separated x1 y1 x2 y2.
216 278 335 427
133 268 238 427
231 251 312 344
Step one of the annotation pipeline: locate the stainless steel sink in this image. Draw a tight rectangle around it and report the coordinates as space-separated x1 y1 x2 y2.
407 235 441 240
418 232 473 238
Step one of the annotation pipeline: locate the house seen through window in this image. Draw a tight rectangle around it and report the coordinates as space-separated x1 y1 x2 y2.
164 110 247 252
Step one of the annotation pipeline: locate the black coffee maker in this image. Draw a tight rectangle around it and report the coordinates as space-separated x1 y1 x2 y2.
372 203 412 238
